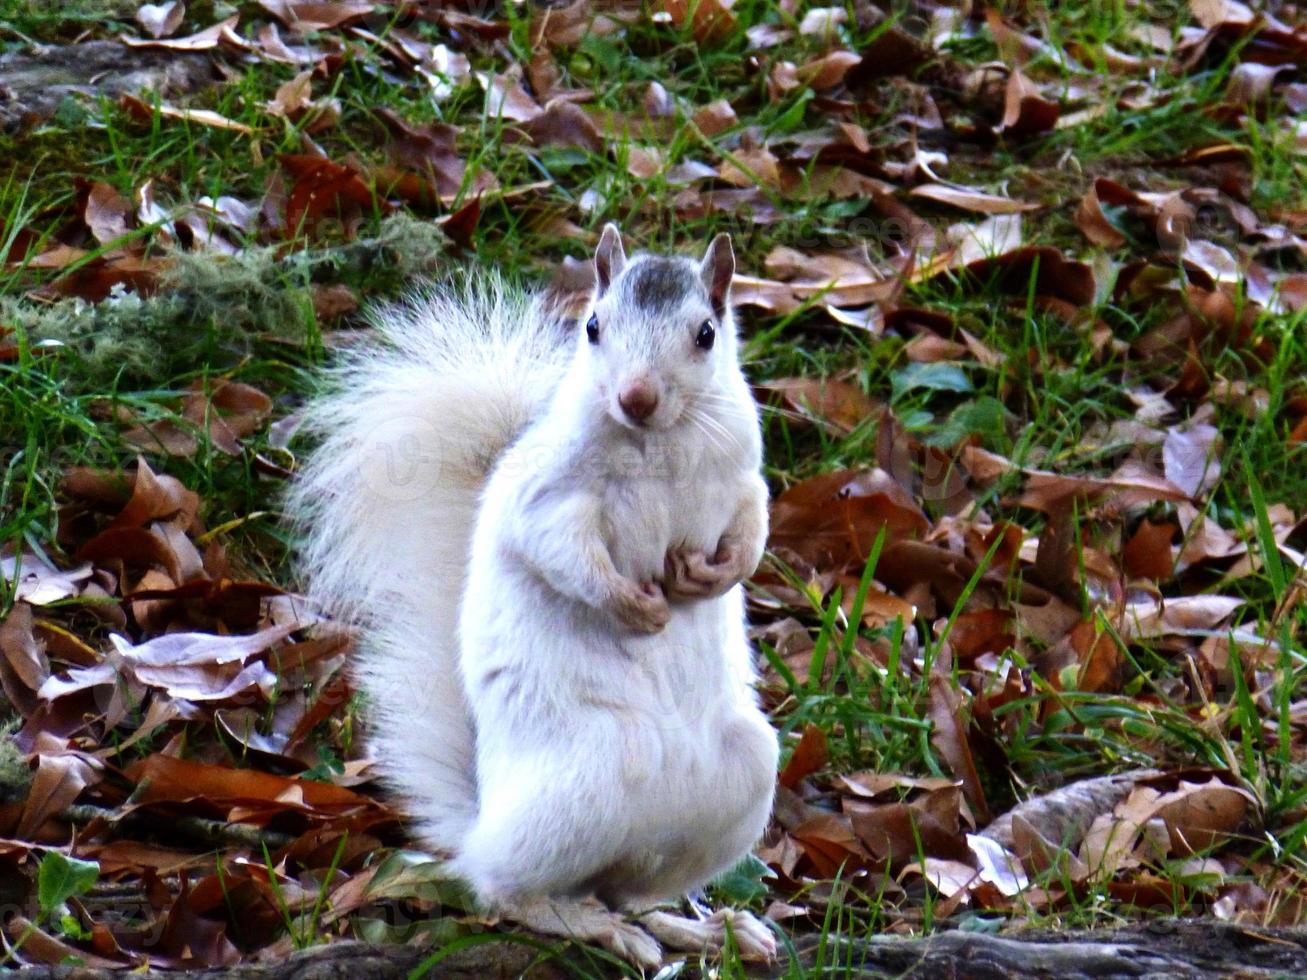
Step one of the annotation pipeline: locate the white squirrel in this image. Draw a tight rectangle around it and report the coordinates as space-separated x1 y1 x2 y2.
288 226 779 967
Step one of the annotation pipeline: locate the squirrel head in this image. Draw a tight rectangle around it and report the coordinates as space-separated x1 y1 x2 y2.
580 224 737 433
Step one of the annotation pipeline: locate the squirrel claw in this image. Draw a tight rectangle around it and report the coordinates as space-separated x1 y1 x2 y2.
609 579 671 634
664 546 743 600
639 908 777 963
501 896 663 970
713 908 778 962
597 918 664 970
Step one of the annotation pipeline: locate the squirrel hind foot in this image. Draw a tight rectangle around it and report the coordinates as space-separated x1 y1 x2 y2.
499 895 663 970
639 908 778 963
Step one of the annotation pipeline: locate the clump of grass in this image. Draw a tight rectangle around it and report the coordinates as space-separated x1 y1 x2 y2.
0 0 139 44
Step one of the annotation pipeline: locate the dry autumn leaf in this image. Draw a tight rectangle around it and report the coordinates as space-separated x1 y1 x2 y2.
910 183 1040 215
779 723 828 789
123 752 383 814
121 13 241 50
135 1 185 39
661 0 737 45
84 182 134 245
1123 518 1179 580
279 154 381 234
480 71 543 123
521 100 604 153
757 377 879 433
999 68 1060 137
1080 773 1256 878
3 915 124 969
928 672 991 824
1149 777 1256 855
18 752 102 838
119 94 256 134
1009 812 1091 881
797 50 861 91
1 552 92 606
848 789 970 869
1075 180 1128 248
769 468 929 574
122 379 273 457
257 0 372 32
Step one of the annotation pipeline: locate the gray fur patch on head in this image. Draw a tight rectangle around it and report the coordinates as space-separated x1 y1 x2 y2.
620 257 702 315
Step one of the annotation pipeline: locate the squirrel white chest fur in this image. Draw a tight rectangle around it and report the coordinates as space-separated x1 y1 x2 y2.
582 400 756 581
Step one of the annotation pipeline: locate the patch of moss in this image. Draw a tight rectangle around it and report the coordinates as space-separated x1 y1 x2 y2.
0 0 143 45
4 214 449 387
0 718 31 804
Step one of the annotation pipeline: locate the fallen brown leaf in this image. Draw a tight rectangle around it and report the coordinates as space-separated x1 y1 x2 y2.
481 72 543 123
1075 180 1128 249
757 377 878 434
119 94 256 135
122 380 273 458
124 752 384 816
779 723 828 789
1123 518 1178 580
928 672 991 824
847 787 970 868
910 183 1039 215
258 0 372 31
18 752 101 837
999 68 1059 137
84 182 134 245
797 50 861 91
661 0 737 45
1149 777 1255 855
121 14 241 50
279 154 381 235
693 99 738 136
522 100 604 152
769 469 929 574
135 1 185 39
3 916 124 969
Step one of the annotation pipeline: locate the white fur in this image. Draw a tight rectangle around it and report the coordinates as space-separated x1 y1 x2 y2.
289 244 777 930
287 275 568 849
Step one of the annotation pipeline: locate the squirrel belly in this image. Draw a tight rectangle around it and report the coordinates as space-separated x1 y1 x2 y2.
457 594 778 906
290 226 778 926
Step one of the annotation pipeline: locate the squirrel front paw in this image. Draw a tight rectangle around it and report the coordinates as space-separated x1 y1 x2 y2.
607 578 671 634
663 544 747 601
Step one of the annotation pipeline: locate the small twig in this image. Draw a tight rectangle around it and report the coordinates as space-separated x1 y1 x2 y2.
60 803 295 852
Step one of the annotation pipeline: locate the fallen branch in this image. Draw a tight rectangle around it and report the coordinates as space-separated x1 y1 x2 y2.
60 803 295 853
0 41 220 132
11 937 552 979
11 920 1307 978
797 920 1307 979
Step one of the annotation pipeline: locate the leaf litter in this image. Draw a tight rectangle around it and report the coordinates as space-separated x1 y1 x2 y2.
1 0 1307 969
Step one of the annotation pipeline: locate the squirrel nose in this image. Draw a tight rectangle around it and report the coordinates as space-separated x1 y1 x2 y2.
618 380 659 423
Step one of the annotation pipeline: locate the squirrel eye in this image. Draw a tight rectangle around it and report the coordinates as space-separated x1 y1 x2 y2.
586 314 599 344
695 320 715 350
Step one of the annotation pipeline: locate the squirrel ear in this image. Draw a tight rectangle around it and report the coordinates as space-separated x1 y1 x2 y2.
594 223 627 297
700 232 734 317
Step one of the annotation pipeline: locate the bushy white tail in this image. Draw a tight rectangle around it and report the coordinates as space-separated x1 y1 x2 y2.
286 274 570 851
